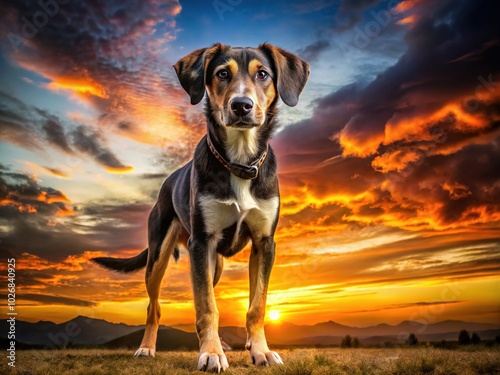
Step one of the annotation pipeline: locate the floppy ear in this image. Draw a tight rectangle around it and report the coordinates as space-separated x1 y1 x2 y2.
173 44 224 105
259 43 310 107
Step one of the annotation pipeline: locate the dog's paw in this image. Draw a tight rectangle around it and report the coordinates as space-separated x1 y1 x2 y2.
198 351 229 373
251 350 283 366
134 347 155 357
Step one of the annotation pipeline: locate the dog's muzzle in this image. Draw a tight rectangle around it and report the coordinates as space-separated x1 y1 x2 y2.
230 97 253 117
227 97 257 128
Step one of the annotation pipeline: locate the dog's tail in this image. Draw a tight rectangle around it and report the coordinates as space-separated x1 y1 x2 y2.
92 249 148 273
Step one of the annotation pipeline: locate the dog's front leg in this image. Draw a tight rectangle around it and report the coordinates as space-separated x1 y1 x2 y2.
189 237 229 373
245 236 283 366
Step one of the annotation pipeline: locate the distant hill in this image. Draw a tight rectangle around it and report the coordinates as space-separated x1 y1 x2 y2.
171 323 196 332
4 316 499 349
262 319 500 345
285 329 500 347
103 327 199 350
0 315 145 347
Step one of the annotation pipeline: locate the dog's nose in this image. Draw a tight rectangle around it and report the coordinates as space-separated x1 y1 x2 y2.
230 97 253 117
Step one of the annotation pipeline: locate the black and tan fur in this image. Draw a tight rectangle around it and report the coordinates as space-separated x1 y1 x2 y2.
92 43 309 372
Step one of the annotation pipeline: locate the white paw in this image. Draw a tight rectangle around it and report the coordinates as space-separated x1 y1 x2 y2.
198 351 229 373
134 347 155 357
251 350 283 366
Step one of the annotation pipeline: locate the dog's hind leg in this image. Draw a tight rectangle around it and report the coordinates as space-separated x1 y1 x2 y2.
134 204 181 357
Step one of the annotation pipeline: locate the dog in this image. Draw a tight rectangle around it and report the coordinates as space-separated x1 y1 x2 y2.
92 43 309 372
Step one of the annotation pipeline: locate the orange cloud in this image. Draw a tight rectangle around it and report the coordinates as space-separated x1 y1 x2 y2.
442 182 472 200
397 15 417 25
276 159 499 232
46 76 109 99
394 0 427 13
1 199 37 213
18 203 37 213
337 127 385 157
337 89 500 168
36 190 70 204
371 149 423 173
386 104 487 146
55 205 76 217
15 251 110 272
394 1 412 13
105 165 134 174
15 253 54 271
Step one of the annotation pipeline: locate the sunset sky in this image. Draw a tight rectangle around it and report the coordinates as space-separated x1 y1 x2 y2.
0 0 499 330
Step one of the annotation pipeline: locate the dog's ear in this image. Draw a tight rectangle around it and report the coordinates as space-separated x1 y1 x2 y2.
173 44 224 105
259 43 310 107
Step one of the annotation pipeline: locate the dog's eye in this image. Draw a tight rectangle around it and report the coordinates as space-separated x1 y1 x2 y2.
256 70 269 80
216 69 229 80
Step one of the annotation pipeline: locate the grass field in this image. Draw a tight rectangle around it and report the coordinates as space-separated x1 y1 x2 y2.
3 347 500 374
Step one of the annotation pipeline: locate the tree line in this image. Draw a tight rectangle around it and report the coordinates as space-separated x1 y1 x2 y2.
339 330 500 348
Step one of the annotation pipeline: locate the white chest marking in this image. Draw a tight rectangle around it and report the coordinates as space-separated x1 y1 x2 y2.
230 175 257 212
198 177 279 241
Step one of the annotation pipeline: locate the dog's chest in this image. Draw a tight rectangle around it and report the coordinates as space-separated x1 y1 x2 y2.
199 175 278 237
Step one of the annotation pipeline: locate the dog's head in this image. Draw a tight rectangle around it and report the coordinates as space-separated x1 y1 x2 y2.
174 43 309 129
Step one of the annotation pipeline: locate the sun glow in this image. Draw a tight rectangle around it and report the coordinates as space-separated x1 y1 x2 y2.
269 310 280 321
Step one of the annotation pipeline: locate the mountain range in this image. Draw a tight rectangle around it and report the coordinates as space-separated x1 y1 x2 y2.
2 316 498 350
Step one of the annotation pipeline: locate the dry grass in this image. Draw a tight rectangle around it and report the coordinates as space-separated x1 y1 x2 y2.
2 347 499 374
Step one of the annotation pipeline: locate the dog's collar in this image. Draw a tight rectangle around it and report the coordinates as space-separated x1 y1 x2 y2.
206 133 268 180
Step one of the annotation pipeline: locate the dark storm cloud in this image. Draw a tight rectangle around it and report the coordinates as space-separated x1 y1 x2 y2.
71 125 131 171
0 91 42 149
2 293 97 307
297 40 331 62
117 120 133 130
0 90 131 171
339 0 382 11
336 0 500 155
398 142 500 225
0 167 72 215
275 83 362 160
331 0 392 33
1 0 180 61
274 0 500 230
42 117 73 154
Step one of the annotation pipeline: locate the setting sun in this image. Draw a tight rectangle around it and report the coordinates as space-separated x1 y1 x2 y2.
269 310 280 321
